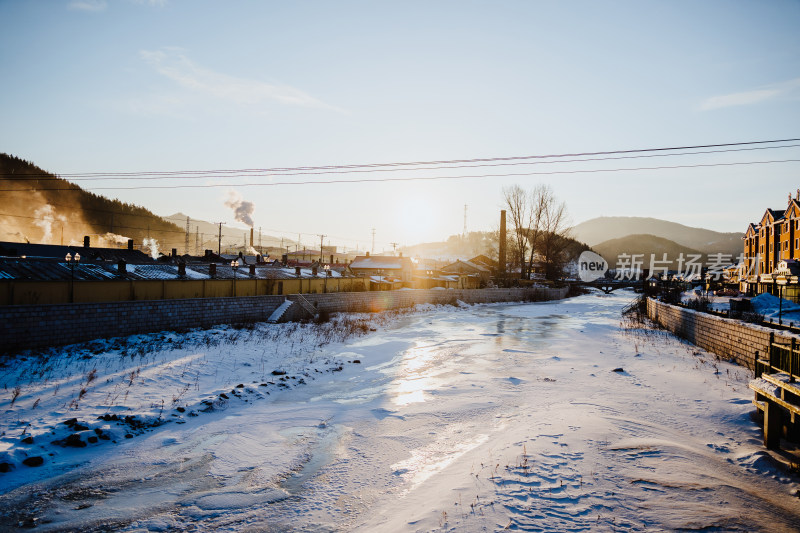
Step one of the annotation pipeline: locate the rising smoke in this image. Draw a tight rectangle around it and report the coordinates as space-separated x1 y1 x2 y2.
33 204 67 244
225 190 255 227
143 238 160 260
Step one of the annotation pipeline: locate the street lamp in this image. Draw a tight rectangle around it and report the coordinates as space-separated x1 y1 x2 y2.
230 259 239 297
65 252 80 303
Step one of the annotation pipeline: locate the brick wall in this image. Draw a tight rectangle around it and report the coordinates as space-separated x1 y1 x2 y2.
1 287 568 353
646 298 799 370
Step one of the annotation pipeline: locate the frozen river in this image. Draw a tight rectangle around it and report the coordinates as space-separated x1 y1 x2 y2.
2 291 799 531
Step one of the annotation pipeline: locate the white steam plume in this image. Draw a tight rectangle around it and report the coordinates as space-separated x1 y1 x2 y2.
33 205 67 244
225 190 255 227
143 238 160 259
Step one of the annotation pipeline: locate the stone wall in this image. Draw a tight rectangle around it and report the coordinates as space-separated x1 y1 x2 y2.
646 297 799 370
1 287 568 353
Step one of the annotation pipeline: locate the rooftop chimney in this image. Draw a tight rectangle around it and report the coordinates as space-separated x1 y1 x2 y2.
249 264 255 276
178 262 186 276
127 239 133 251
117 260 126 273
84 236 90 248
295 266 301 277
171 248 177 258
209 263 216 278
366 251 370 257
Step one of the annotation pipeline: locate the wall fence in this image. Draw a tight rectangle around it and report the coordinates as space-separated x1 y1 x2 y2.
646 297 800 370
1 287 568 354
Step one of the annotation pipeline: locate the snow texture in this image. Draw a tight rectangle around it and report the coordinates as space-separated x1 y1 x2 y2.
1 291 799 531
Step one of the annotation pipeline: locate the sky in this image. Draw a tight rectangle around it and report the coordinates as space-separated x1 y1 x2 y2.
1 0 799 252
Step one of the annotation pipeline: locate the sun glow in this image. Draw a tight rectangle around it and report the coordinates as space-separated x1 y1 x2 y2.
394 195 441 245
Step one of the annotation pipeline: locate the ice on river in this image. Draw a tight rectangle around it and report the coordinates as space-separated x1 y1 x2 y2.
1 291 799 531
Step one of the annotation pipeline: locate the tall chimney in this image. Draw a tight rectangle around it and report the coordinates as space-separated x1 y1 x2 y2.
84 236 90 248
499 210 507 274
250 227 254 248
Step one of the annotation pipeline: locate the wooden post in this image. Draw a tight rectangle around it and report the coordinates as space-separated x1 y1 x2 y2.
764 400 782 450
791 337 796 383
769 332 775 374
755 350 762 378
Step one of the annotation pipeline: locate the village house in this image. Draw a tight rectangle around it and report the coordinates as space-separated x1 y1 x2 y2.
441 259 490 288
348 253 414 289
741 190 800 300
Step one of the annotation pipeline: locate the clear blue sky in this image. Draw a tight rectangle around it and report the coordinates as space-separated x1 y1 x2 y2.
1 0 799 251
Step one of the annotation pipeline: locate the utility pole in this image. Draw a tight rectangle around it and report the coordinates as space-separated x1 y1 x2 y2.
390 242 398 255
318 234 326 263
371 228 376 254
185 216 190 255
217 222 225 255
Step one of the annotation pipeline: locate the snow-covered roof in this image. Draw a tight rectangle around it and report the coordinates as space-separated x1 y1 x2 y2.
350 256 411 270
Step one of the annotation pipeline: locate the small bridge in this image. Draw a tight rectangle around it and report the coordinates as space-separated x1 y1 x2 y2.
570 279 643 294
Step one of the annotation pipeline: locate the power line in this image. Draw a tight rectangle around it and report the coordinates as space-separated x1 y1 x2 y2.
5 143 799 183
3 138 799 182
3 158 798 192
0 210 396 249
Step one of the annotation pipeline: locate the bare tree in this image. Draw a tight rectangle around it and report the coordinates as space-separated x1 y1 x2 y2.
535 186 572 280
503 185 533 279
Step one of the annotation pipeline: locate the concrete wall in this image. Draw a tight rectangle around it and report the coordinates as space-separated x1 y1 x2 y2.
1 286 568 354
646 297 799 370
0 277 371 306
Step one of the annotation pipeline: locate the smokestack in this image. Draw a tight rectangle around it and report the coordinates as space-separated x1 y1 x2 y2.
84 236 90 248
499 210 507 274
250 228 254 248
127 239 133 251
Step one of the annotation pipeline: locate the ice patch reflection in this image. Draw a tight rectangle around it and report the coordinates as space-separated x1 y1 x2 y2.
388 343 445 406
391 432 489 494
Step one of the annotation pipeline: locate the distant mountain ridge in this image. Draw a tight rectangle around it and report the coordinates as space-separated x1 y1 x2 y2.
592 234 707 271
572 216 742 255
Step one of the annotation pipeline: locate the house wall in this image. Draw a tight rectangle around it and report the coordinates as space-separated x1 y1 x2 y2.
1 287 568 353
646 297 800 370
0 277 370 306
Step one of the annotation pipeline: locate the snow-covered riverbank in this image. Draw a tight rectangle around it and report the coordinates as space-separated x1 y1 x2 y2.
1 291 799 531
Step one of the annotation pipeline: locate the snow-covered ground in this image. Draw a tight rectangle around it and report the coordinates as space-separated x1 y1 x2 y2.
682 288 800 324
1 291 799 531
